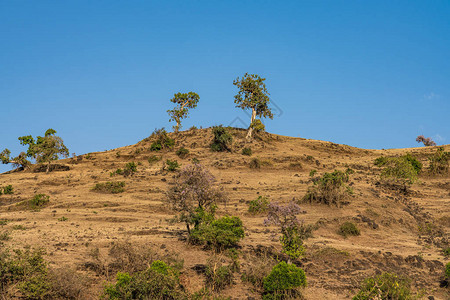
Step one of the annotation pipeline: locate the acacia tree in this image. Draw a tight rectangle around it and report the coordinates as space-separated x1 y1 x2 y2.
19 128 69 173
416 135 436 147
167 92 200 132
167 163 225 236
233 73 273 140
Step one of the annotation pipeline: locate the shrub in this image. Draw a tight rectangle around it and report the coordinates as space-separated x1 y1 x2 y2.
353 273 415 300
241 255 277 289
176 147 189 158
380 157 418 187
416 135 436 147
242 147 252 156
102 261 187 300
205 259 233 291
194 216 245 251
289 162 302 170
428 147 449 175
309 169 317 177
446 262 450 279
263 262 306 298
210 126 232 152
167 164 225 236
123 162 137 176
2 185 13 195
248 196 270 214
338 222 360 238
403 154 422 174
249 158 261 169
30 194 50 208
250 119 266 133
374 156 388 167
147 155 161 164
150 128 175 151
93 182 125 194
265 202 305 261
165 159 180 172
303 169 353 206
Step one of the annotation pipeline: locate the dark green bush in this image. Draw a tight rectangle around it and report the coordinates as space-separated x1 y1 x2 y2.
150 128 175 151
93 182 125 194
165 159 180 172
205 262 233 292
30 194 50 208
428 147 449 175
2 185 13 195
102 261 186 300
249 158 261 169
123 162 137 176
210 126 232 152
242 147 252 156
374 156 388 167
176 147 190 158
250 119 265 133
193 216 245 251
403 154 422 174
353 273 415 300
303 169 353 206
446 262 450 279
263 262 306 298
380 157 418 187
338 222 360 238
248 196 270 214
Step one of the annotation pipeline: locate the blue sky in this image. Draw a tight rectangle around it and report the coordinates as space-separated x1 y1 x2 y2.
1 1 449 172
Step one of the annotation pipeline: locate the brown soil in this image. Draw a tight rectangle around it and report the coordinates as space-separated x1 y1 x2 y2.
0 128 448 299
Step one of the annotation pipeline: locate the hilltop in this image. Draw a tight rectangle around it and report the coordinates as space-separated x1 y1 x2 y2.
0 127 449 299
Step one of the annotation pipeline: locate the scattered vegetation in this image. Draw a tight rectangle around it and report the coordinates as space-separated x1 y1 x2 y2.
176 147 190 158
338 222 360 238
147 155 161 164
93 182 125 194
30 193 50 209
150 128 175 151
248 196 270 214
205 257 234 292
210 126 233 152
428 147 449 175
167 92 200 132
249 158 261 169
241 147 252 156
416 135 436 147
0 185 13 196
379 157 419 189
263 262 307 299
111 162 137 177
353 273 416 300
303 169 353 206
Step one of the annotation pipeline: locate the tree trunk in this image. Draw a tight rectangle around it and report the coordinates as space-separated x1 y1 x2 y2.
46 162 51 174
246 108 257 140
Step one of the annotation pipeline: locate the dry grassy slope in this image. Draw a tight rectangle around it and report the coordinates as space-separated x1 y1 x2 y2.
0 128 449 299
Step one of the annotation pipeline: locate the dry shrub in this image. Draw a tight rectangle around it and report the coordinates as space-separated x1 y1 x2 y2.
48 267 87 299
241 253 277 289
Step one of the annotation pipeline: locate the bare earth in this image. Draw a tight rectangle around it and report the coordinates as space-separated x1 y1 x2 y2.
0 128 449 299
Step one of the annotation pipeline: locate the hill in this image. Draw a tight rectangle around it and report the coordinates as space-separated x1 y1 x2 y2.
0 127 449 299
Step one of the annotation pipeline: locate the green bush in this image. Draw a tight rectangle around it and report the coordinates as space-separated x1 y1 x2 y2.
446 262 450 279
93 182 125 194
176 147 189 158
403 153 422 174
248 196 270 214
210 126 232 152
303 169 353 206
2 185 13 195
249 158 261 169
250 119 265 133
428 147 450 175
102 261 187 300
123 162 137 176
353 273 415 300
150 128 175 151
263 262 306 298
205 262 233 292
374 156 389 167
380 157 418 187
165 159 180 172
193 216 245 251
338 222 360 238
30 194 50 208
242 147 252 156
147 155 161 164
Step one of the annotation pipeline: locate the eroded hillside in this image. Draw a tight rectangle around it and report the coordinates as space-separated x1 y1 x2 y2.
0 128 449 299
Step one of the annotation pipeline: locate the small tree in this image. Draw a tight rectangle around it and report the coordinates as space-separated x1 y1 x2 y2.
167 92 200 132
264 202 305 262
233 73 273 140
18 129 69 173
416 135 436 146
167 164 225 236
0 149 31 170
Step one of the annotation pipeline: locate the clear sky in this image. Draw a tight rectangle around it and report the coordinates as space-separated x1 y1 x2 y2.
1 0 449 172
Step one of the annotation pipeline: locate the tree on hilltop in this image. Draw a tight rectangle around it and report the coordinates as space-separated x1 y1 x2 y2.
233 73 273 140
167 92 200 132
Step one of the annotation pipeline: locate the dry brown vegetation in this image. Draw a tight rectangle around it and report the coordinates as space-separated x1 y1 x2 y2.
0 127 448 299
